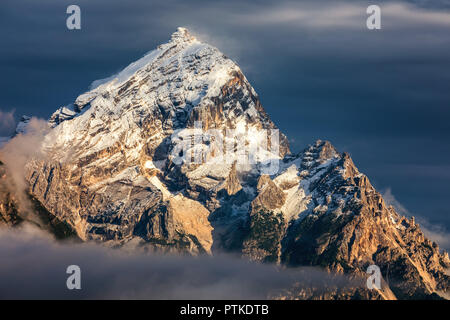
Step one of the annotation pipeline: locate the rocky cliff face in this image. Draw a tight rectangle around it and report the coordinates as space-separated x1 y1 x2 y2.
2 28 448 299
252 140 449 299
0 160 78 239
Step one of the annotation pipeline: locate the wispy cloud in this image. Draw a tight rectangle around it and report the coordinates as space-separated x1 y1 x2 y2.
384 3 450 26
417 221 450 252
382 187 409 215
232 4 364 28
382 187 450 251
0 109 15 136
0 117 49 221
230 2 450 29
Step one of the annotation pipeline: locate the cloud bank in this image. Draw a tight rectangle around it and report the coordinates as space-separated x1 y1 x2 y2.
0 224 356 299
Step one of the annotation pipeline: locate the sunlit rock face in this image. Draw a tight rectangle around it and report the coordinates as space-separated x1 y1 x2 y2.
7 28 448 299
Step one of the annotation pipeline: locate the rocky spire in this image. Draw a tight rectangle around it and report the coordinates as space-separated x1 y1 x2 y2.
170 27 196 43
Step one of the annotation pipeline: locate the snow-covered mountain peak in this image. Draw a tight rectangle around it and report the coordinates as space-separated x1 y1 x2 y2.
45 27 288 171
50 27 240 128
169 27 197 43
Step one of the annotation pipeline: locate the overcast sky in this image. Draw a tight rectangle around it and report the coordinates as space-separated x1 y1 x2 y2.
0 0 449 233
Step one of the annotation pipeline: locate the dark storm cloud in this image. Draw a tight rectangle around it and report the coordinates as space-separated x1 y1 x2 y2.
0 0 449 233
0 225 355 299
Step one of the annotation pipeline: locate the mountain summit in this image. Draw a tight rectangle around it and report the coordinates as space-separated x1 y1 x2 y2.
0 28 448 299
